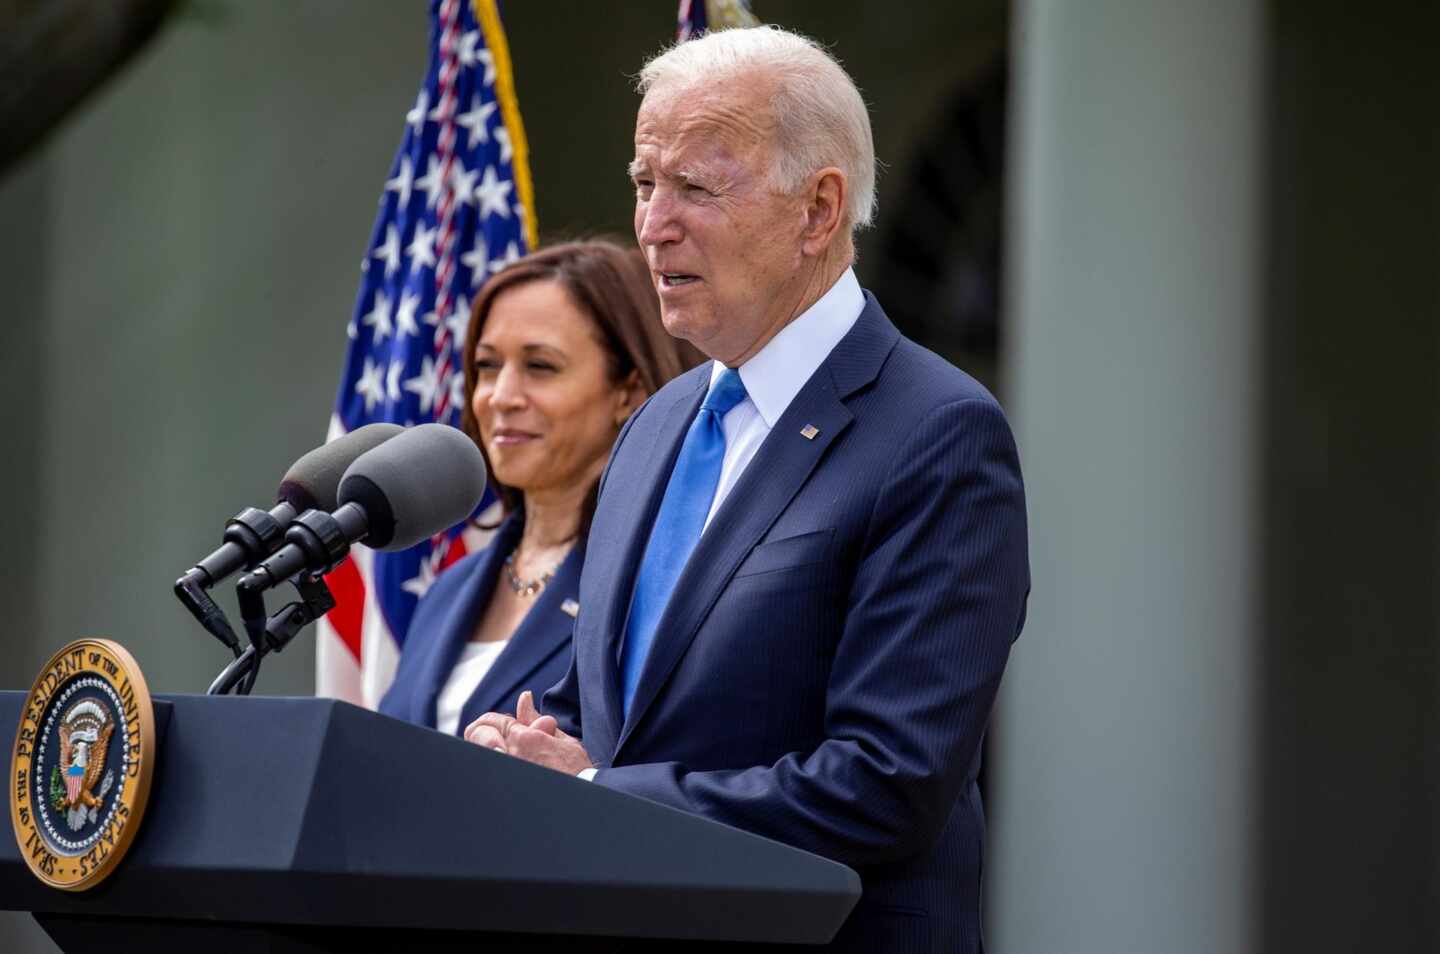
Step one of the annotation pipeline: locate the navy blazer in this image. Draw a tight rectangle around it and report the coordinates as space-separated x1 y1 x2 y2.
380 516 579 735
545 294 1029 953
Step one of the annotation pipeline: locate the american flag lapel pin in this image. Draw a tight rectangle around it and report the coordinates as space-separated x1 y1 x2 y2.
560 598 580 618
800 424 820 440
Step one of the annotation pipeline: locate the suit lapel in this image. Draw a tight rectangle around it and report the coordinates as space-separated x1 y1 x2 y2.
588 371 708 744
461 545 581 722
413 517 520 729
614 297 900 755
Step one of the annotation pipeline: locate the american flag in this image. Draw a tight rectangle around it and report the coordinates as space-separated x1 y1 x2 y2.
677 0 759 41
316 0 536 707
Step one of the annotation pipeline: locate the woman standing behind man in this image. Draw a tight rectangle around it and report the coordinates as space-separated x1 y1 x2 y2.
380 240 701 736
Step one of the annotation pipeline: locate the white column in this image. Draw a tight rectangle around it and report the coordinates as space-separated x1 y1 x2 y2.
990 2 1264 952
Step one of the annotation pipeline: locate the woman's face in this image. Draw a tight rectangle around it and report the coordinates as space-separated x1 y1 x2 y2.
472 279 639 498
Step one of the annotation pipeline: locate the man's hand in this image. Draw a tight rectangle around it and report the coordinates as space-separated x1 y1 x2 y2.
463 691 594 775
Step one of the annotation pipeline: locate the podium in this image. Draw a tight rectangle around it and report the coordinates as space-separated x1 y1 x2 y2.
1 692 859 951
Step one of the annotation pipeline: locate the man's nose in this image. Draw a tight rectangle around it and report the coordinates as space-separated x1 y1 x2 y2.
637 190 683 247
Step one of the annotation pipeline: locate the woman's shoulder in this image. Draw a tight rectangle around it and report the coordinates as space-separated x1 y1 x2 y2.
420 532 508 603
440 543 497 578
400 536 502 654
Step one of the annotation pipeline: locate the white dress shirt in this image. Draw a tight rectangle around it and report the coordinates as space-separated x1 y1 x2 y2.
576 269 865 781
703 267 866 531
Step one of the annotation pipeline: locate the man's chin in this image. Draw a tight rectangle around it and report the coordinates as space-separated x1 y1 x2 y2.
659 308 708 347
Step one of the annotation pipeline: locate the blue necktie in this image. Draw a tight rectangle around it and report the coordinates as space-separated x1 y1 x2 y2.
619 368 748 718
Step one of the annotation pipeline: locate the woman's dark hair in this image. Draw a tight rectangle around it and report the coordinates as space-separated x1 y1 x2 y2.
460 238 704 536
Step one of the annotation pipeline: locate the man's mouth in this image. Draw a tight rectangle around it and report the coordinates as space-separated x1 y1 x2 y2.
660 273 700 287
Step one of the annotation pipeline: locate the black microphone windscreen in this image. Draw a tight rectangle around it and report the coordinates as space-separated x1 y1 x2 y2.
337 423 488 551
277 423 405 513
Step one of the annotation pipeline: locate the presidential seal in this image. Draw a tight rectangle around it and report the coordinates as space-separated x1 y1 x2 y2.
10 639 156 891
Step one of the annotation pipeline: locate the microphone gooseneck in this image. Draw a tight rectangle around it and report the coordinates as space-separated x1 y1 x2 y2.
175 423 404 658
213 423 488 696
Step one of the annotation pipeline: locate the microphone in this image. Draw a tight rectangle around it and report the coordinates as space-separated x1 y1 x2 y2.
174 423 403 654
238 424 488 591
179 423 406 588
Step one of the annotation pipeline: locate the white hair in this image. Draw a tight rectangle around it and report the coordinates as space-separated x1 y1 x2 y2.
636 26 877 231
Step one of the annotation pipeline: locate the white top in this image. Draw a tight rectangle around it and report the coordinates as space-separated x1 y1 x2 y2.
702 267 866 531
436 640 510 737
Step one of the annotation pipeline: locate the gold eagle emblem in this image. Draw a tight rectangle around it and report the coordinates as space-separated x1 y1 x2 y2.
53 699 115 829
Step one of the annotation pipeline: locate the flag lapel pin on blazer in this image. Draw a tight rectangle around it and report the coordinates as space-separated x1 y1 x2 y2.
800 424 820 440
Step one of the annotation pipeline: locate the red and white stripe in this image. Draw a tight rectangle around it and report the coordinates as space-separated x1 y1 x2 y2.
431 0 466 419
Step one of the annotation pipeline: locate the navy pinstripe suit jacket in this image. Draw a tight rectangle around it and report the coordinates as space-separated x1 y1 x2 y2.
545 293 1029 953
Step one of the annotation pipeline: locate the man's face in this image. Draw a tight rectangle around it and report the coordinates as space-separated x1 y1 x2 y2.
631 82 808 364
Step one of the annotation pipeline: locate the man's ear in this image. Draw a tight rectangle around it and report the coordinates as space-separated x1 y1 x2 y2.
801 167 848 257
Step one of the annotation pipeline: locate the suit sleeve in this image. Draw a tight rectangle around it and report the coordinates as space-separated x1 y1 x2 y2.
591 398 1030 867
540 651 584 739
540 396 652 740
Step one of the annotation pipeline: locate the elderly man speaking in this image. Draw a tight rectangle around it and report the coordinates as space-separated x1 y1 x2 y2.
466 26 1029 953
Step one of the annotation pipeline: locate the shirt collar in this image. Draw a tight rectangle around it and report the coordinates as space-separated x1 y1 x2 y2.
708 267 865 428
